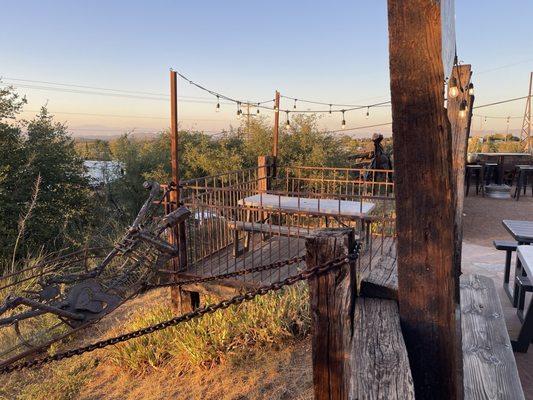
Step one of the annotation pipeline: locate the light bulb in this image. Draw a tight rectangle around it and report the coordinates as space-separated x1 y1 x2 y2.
448 77 459 98
216 96 220 113
286 112 290 128
459 100 467 118
293 99 297 110
342 120 346 129
257 103 260 114
329 104 332 114
468 83 474 96
366 107 370 119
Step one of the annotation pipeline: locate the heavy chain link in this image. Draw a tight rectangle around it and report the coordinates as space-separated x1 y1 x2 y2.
154 254 306 288
0 244 360 375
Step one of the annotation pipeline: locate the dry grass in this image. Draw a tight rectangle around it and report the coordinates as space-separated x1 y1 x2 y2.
0 283 312 400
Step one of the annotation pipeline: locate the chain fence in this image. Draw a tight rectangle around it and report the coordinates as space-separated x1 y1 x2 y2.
0 243 360 376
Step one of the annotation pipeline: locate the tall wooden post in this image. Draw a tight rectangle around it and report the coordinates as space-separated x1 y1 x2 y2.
447 64 473 295
272 91 280 176
387 1 462 398
257 155 273 193
306 228 356 400
169 70 192 311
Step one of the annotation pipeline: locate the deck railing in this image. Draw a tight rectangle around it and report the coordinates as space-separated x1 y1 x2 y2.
164 162 396 283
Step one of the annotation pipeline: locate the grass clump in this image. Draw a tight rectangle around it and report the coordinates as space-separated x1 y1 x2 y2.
106 283 310 375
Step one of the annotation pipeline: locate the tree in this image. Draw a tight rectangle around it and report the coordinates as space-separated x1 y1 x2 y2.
0 85 93 262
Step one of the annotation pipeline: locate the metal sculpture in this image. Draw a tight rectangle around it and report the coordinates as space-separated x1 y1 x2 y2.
0 181 190 367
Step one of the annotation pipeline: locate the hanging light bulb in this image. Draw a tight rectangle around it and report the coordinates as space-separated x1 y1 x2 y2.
329 104 332 114
216 96 220 112
468 83 474 96
448 77 459 98
285 111 290 128
293 99 297 110
366 107 370 119
459 100 467 118
237 102 242 116
484 116 487 123
257 103 260 114
341 110 346 129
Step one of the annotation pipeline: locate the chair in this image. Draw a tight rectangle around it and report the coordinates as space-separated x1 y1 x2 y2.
483 162 498 185
465 164 483 196
514 165 533 201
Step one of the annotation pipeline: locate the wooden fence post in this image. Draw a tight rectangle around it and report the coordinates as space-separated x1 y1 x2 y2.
306 228 356 400
257 155 273 193
387 0 462 398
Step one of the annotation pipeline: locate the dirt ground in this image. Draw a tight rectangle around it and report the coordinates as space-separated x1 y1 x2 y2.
463 191 533 246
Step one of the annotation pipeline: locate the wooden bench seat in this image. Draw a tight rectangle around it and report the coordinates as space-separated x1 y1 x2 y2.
227 221 316 237
493 239 518 303
461 274 524 399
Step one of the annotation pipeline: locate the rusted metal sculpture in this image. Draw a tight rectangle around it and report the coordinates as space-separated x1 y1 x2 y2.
0 181 190 367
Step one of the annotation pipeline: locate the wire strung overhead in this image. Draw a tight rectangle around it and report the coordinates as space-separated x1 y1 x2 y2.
173 70 393 129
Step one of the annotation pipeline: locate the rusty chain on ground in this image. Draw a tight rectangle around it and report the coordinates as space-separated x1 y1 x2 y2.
153 254 306 288
0 242 360 376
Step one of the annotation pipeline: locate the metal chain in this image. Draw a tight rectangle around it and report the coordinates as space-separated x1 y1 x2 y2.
0 244 360 375
153 254 305 288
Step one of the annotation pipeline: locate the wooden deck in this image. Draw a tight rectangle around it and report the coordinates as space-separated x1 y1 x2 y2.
179 232 397 289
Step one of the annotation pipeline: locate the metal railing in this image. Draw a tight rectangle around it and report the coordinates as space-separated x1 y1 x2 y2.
166 164 396 284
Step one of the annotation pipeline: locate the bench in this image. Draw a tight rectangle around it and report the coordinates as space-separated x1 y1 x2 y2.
493 239 518 303
512 245 533 352
461 274 525 399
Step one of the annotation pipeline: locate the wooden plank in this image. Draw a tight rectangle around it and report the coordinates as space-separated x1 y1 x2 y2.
239 193 375 217
307 228 356 400
460 274 524 400
360 253 398 300
228 221 316 237
350 297 415 400
387 0 461 398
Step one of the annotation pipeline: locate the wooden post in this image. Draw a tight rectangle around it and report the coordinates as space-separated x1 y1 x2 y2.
257 155 273 193
387 1 462 398
272 91 280 176
447 64 473 295
169 70 193 312
306 228 356 400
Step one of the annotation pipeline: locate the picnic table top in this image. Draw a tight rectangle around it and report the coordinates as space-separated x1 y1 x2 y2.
238 193 375 218
518 245 533 275
474 152 531 157
503 220 533 244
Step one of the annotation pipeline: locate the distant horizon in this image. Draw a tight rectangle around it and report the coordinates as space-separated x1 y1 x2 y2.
2 1 532 138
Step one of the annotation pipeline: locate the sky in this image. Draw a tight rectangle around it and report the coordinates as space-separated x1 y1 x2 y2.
1 0 532 138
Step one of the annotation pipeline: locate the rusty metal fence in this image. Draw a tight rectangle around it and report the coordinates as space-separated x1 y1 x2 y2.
164 164 395 284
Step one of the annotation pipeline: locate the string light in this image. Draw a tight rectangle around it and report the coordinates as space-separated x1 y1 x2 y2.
341 110 346 129
366 107 370 119
256 103 260 114
459 100 467 118
329 104 332 114
285 111 290 128
216 95 220 112
237 102 242 116
293 99 297 109
468 83 474 96
448 77 459 98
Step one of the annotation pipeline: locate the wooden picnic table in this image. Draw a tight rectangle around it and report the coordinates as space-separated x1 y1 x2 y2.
238 193 376 218
503 220 533 245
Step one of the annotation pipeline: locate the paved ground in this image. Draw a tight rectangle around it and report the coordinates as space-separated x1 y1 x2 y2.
462 193 533 398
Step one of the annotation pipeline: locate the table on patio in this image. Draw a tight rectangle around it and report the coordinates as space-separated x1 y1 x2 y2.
476 152 531 198
236 193 376 247
502 219 533 306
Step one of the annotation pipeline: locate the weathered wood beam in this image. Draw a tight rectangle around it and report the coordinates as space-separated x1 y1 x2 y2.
461 274 524 399
387 0 462 398
350 297 415 399
306 228 356 400
448 64 473 295
359 253 398 300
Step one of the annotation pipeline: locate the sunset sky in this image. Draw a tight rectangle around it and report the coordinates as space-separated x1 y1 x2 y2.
2 0 532 137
